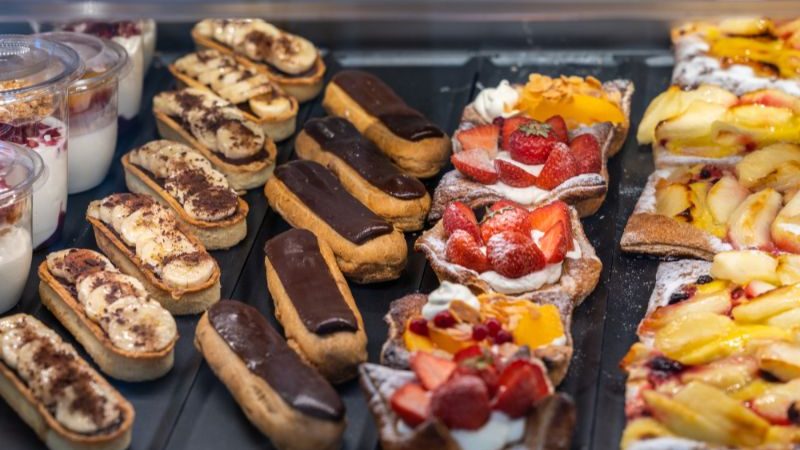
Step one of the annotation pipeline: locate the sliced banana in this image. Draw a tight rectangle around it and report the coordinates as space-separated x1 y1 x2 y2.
46 249 114 284
0 327 28 370
215 118 264 159
161 252 215 289
249 94 292 119
55 381 121 433
183 189 238 221
118 206 173 248
105 297 177 352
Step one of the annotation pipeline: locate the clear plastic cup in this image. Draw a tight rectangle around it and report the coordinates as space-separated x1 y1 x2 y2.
0 34 83 249
41 32 129 194
0 140 44 313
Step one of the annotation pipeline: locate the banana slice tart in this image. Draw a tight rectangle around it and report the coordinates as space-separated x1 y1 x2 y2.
123 140 248 250
39 248 178 381
191 19 326 102
87 193 221 315
153 88 277 191
170 49 298 141
0 314 134 450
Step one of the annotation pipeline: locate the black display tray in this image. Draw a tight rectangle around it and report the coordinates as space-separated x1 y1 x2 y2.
0 48 672 450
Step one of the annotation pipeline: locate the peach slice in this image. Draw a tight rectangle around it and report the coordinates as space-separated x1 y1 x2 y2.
707 175 750 225
727 188 782 250
732 284 800 323
716 104 800 145
512 304 564 349
710 250 779 285
736 143 800 190
655 183 692 218
638 85 737 144
403 321 435 353
771 190 800 253
756 341 800 381
427 324 473 354
717 17 773 36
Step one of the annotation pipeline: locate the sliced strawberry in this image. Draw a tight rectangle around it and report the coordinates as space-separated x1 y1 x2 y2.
390 383 431 427
534 142 579 190
431 375 491 430
545 115 569 143
569 133 601 175
453 345 484 363
494 159 537 187
500 116 531 150
525 201 571 234
456 124 500 157
411 352 457 391
443 201 481 242
486 231 546 278
446 230 492 273
452 149 499 185
537 222 571 264
489 200 527 212
479 202 529 243
455 364 500 397
493 360 552 418
508 121 558 165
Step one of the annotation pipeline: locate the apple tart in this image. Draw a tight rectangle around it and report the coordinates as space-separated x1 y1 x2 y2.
429 73 634 221
621 251 800 449
170 49 298 141
622 144 800 260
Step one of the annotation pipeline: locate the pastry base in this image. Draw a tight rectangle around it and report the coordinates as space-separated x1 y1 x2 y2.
295 130 431 231
194 314 345 450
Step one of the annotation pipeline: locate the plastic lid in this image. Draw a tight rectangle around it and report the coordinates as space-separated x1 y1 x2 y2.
0 140 44 205
39 32 130 93
0 34 83 109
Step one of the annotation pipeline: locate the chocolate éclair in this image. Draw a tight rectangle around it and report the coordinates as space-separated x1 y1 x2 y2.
0 314 134 450
153 88 277 191
295 116 431 231
191 19 326 102
38 248 178 382
264 229 367 383
86 193 221 315
323 70 451 178
170 49 298 141
123 140 249 250
264 160 408 283
195 300 345 450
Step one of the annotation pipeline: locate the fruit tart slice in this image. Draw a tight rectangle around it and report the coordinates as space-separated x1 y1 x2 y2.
621 251 800 449
429 73 633 221
638 84 800 167
671 18 800 97
360 351 576 450
416 200 602 306
380 281 573 384
622 144 800 260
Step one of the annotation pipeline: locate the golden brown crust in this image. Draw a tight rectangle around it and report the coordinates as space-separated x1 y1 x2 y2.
264 176 408 284
190 27 325 103
121 153 248 250
154 112 277 191
38 263 176 382
415 207 602 308
194 314 344 450
322 82 451 179
0 314 135 450
294 130 432 231
264 236 367 384
620 213 720 261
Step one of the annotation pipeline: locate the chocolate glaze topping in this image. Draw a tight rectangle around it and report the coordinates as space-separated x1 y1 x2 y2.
303 117 427 200
332 70 444 141
274 160 394 244
207 300 344 420
265 229 358 335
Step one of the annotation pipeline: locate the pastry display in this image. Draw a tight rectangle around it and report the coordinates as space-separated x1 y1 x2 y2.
637 84 800 167
264 229 367 383
191 19 325 102
264 160 407 283
86 193 221 315
295 116 431 231
323 70 451 178
622 145 800 259
672 18 800 97
360 354 576 450
380 281 572 384
153 88 277 191
621 252 800 449
430 74 633 220
39 249 177 381
122 140 248 250
170 49 298 141
0 314 134 450
416 200 601 304
195 300 345 450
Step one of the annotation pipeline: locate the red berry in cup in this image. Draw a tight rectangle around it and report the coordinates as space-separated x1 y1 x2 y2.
485 318 502 337
434 311 457 329
494 329 513 345
409 318 429 336
471 324 489 341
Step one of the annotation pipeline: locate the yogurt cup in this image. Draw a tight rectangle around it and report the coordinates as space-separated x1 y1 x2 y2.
141 19 157 69
0 140 44 313
41 32 128 193
0 34 83 248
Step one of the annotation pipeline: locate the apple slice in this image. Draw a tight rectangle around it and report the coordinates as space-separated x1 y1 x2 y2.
756 341 800 381
776 254 800 286
639 289 732 335
744 280 777 298
717 17 773 36
727 188 782 250
655 101 728 148
678 324 790 366
689 182 727 237
655 183 691 218
771 190 800 253
707 175 750 225
637 86 685 144
732 284 800 323
765 307 800 329
680 356 758 392
751 379 800 425
710 250 779 285
642 390 730 445
736 143 800 190
654 312 734 363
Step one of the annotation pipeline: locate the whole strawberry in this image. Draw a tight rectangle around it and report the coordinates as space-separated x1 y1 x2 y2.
446 229 491 273
452 149 498 185
479 202 528 243
443 202 481 242
508 121 558 165
486 231 545 278
430 375 491 430
534 142 579 190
